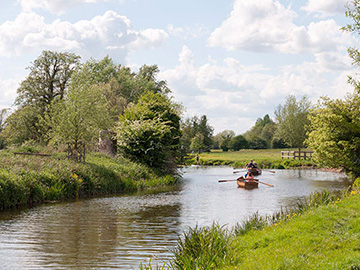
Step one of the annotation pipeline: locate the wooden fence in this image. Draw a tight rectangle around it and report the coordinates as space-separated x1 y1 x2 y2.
281 150 313 160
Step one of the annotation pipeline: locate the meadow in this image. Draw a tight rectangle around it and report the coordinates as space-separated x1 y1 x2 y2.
192 148 316 169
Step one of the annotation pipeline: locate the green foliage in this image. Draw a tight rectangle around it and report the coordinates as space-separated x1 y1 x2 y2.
307 93 360 177
10 50 81 144
244 114 276 148
116 91 181 174
213 130 235 151
248 136 268 149
2 106 42 145
190 132 206 152
181 115 214 153
0 149 177 210
274 95 311 150
48 73 111 161
230 135 249 151
173 223 236 269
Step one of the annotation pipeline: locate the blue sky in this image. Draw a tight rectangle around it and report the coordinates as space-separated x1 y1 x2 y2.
0 0 358 134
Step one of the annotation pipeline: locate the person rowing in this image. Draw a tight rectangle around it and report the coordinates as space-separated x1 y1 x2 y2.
246 159 258 169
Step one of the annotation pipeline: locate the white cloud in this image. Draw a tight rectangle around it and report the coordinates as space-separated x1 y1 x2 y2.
129 29 169 51
302 0 348 16
0 10 168 60
208 0 356 54
161 46 355 134
0 78 19 109
167 24 209 40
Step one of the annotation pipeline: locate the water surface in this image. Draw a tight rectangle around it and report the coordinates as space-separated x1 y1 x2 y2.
0 167 350 269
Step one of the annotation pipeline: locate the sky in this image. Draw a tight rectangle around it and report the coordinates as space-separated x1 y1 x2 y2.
0 0 359 134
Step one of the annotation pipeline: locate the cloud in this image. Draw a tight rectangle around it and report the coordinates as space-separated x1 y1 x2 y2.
208 0 356 54
301 0 348 16
0 78 19 109
0 10 168 60
19 0 125 15
167 24 209 40
161 46 355 134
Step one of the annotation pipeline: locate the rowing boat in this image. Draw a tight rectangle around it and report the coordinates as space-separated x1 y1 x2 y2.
237 179 259 189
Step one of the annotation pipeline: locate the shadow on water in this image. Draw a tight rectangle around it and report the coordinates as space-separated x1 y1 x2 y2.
0 167 351 269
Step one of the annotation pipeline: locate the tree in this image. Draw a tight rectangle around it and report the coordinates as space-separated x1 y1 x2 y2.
12 50 81 144
48 72 110 162
116 91 182 174
307 94 360 177
230 135 249 151
214 130 235 151
249 137 268 150
16 50 81 109
2 106 41 145
190 133 206 153
180 115 214 153
243 114 276 148
197 115 214 151
274 95 311 151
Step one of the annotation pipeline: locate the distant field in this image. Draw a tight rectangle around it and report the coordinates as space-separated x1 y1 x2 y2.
192 148 315 168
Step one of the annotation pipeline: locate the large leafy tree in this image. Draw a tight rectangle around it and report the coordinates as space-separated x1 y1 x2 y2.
213 130 235 151
16 50 81 109
244 114 276 149
10 50 81 144
274 95 311 151
116 91 181 174
307 94 360 177
180 115 214 153
230 135 249 151
48 72 110 161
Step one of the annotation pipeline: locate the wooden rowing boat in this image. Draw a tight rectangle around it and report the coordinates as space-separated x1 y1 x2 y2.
237 179 259 189
247 167 262 176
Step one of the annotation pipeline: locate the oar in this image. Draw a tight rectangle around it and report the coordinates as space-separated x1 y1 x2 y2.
233 170 245 173
263 170 276 173
257 181 274 187
218 178 259 183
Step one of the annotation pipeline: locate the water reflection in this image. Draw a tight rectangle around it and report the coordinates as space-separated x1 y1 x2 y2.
0 167 350 269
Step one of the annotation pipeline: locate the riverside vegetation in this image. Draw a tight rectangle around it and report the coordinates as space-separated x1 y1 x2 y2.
0 146 177 211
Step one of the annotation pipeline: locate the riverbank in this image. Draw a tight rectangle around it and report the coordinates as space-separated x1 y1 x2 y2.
142 181 360 269
0 148 177 211
192 149 316 169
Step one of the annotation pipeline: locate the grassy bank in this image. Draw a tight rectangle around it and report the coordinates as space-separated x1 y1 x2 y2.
191 149 316 169
141 184 360 269
0 148 177 211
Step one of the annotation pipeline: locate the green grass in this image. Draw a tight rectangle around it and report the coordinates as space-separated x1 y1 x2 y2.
0 149 177 211
191 149 316 169
227 191 360 269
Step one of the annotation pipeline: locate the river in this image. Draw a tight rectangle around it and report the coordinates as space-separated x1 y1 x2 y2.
0 167 350 269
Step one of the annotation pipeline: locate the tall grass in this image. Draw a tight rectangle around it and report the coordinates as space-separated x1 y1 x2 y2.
0 149 178 211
